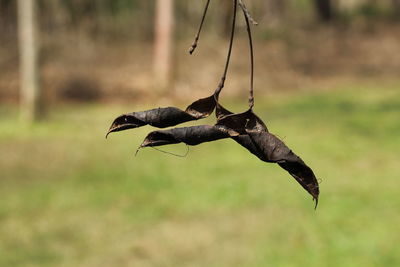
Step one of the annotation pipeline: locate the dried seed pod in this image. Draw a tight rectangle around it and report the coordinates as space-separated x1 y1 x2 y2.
108 100 320 203
106 0 320 207
245 130 319 202
215 102 233 119
216 110 319 202
107 95 216 137
131 106 319 202
217 109 268 133
140 125 234 148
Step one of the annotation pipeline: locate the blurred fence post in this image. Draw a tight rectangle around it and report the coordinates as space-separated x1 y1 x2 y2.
17 0 43 122
154 0 175 91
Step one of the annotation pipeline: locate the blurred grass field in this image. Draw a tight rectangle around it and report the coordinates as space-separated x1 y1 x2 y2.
0 82 399 267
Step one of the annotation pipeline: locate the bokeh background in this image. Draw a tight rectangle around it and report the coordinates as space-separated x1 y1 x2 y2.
1 0 399 266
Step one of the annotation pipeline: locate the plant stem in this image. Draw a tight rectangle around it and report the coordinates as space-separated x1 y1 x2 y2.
189 0 211 55
239 0 255 109
214 0 237 99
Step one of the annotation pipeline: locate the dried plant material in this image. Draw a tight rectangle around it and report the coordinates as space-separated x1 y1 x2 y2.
135 109 319 203
185 95 216 117
218 110 319 204
140 125 233 148
238 0 258 25
107 95 216 137
108 102 320 204
189 0 211 54
216 109 268 133
245 130 319 203
107 0 320 207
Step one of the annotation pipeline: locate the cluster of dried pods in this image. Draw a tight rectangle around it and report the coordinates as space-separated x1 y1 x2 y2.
107 0 320 207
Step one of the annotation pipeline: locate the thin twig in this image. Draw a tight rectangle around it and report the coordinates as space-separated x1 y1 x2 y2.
214 0 238 99
189 0 211 55
238 0 258 25
239 0 255 109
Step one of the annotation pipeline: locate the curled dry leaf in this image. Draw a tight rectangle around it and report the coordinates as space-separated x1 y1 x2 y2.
107 95 216 137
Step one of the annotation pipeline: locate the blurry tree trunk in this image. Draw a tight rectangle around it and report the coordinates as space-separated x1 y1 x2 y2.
154 0 175 91
18 0 43 122
314 0 334 22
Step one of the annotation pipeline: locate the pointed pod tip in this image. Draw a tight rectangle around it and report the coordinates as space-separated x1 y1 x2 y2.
105 121 120 139
314 197 319 210
310 188 319 210
105 126 118 139
135 146 144 157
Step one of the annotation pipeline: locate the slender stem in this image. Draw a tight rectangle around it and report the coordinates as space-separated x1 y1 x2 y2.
239 0 255 109
238 0 258 25
189 0 211 55
214 0 237 98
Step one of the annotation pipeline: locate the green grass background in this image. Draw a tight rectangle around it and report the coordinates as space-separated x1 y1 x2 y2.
1 83 399 267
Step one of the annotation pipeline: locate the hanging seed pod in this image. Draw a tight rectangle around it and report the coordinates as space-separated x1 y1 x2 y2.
216 109 268 133
245 130 319 202
140 125 235 148
135 108 319 203
107 95 216 137
216 110 319 203
107 0 320 206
